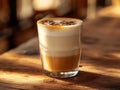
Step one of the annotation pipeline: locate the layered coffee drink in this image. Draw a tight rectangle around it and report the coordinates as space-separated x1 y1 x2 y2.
37 18 82 78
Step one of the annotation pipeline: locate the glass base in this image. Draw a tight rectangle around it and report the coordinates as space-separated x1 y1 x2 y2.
44 70 79 78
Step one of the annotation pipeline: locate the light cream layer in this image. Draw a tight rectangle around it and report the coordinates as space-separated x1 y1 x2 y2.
37 18 82 57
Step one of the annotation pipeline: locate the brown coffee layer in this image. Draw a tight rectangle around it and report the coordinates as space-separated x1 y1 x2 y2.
41 54 80 72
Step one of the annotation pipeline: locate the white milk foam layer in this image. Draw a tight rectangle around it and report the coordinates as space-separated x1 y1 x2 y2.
37 18 82 57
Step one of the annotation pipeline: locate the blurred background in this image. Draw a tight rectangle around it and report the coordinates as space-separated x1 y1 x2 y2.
0 0 117 54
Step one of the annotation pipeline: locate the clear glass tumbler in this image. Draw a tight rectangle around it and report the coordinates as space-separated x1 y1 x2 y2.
37 18 83 78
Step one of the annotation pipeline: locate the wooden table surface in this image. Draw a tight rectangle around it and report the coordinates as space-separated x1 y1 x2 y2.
0 16 120 90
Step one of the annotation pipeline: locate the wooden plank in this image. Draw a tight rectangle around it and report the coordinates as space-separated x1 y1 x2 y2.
0 16 120 90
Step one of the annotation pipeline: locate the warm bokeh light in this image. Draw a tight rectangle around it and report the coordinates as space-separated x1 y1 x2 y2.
99 0 120 17
17 0 33 19
112 0 120 7
87 0 96 19
32 0 60 11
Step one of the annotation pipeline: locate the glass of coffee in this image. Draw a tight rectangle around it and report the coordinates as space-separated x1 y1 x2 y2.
37 18 83 78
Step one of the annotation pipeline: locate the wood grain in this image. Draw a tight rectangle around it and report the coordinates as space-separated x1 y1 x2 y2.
0 16 120 90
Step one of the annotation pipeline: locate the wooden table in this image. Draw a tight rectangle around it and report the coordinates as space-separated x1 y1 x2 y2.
0 16 120 90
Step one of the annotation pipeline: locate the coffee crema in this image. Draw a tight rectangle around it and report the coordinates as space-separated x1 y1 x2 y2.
41 19 76 25
37 18 82 30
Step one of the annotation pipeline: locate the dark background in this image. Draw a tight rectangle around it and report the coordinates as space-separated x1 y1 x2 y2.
0 0 112 54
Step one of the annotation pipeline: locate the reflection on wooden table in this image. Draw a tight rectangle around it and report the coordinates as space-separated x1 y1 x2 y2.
0 16 120 90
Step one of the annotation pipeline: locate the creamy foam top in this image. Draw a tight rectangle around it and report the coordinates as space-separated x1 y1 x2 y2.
37 18 82 36
41 19 76 25
38 18 82 26
37 18 82 56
